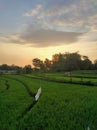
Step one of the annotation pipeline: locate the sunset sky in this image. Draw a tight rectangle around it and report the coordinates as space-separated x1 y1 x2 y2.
0 0 97 66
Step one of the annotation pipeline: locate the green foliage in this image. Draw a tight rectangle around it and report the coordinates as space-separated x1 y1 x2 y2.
0 71 97 130
26 70 97 86
32 58 44 70
23 65 32 74
94 59 97 70
32 52 94 72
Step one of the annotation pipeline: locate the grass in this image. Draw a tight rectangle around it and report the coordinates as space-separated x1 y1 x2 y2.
0 79 6 92
24 72 97 86
0 71 97 130
0 76 33 130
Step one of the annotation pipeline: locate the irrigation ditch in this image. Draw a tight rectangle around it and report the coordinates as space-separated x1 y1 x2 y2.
0 78 10 90
0 75 38 121
22 74 97 87
1 76 35 97
69 75 97 79
5 80 10 90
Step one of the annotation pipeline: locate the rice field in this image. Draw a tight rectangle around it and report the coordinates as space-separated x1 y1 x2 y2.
0 71 97 130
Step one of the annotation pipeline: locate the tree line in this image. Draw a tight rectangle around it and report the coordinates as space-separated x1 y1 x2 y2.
0 52 97 73
0 64 32 74
32 52 97 72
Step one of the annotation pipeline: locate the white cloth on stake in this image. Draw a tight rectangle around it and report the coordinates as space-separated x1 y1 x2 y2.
35 87 42 101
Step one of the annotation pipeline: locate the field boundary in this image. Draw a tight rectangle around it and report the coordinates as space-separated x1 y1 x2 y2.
22 74 97 86
0 78 10 90
1 75 38 121
5 80 10 90
1 75 36 97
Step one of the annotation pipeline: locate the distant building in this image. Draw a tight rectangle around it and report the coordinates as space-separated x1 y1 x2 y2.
7 70 17 73
0 70 17 73
0 70 6 73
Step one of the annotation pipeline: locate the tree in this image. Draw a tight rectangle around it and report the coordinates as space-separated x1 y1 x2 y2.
23 65 32 74
81 56 92 70
51 52 82 72
52 53 66 71
0 64 10 70
16 66 23 74
94 59 97 70
32 58 44 71
44 58 52 72
63 52 82 71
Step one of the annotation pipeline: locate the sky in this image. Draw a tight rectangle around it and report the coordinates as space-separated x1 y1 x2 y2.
0 0 97 66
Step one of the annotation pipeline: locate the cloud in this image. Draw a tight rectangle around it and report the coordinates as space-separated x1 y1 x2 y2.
0 25 83 47
22 0 97 37
4 24 82 47
1 0 97 47
37 5 69 19
24 0 97 34
24 4 42 16
0 34 25 45
80 30 97 42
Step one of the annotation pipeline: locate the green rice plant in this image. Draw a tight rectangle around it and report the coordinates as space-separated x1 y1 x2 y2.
0 71 97 130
